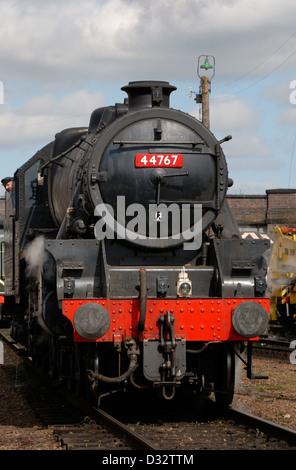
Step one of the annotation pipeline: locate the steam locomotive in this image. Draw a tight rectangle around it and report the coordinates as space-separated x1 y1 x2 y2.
3 81 270 406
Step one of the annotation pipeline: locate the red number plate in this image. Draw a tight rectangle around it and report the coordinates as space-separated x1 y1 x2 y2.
135 154 183 168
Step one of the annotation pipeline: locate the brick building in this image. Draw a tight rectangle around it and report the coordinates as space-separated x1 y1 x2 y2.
227 189 296 239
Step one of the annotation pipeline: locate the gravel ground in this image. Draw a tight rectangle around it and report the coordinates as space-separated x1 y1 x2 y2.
0 342 295 450
233 348 296 430
0 345 61 450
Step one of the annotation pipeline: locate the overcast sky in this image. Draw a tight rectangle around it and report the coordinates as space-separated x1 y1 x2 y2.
0 0 296 195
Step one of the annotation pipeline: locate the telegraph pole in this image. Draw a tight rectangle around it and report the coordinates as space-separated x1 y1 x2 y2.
196 55 215 129
200 75 210 129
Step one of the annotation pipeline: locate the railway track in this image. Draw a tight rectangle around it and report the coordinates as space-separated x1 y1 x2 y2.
111 394 296 450
1 327 296 451
0 328 157 451
225 405 296 448
253 334 296 356
52 407 158 450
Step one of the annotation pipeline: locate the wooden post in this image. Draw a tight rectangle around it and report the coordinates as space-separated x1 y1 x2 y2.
201 76 210 129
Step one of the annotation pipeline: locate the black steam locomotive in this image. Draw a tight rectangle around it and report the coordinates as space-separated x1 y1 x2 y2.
3 81 270 405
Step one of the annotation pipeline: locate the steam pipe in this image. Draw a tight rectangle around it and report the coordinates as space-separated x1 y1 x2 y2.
87 339 139 384
88 357 138 384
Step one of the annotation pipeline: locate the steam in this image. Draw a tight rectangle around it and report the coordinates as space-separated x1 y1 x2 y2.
24 235 47 279
266 244 296 296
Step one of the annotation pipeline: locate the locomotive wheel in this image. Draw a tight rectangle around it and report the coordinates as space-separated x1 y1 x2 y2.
214 343 235 406
56 339 75 391
80 343 99 405
48 336 58 378
72 343 82 396
51 340 83 396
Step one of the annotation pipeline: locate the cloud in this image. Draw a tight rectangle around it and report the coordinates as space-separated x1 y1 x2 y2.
189 93 269 161
1 0 296 89
210 94 260 133
227 135 271 162
0 0 141 85
277 106 296 126
0 0 296 195
261 81 294 108
0 89 106 149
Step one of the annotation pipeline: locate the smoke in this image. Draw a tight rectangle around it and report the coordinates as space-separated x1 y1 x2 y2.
266 246 296 296
23 235 47 279
262 244 294 296
267 270 293 296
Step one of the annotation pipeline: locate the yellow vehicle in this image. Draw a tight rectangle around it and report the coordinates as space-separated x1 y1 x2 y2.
269 226 296 323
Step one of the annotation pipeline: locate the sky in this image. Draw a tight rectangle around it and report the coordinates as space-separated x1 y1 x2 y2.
0 0 296 196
